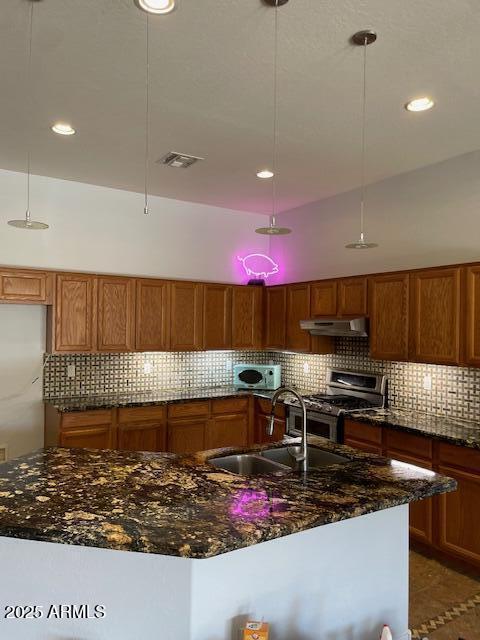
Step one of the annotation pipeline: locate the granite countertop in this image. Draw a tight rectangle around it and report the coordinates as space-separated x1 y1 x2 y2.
44 386 308 413
348 407 480 450
0 438 455 559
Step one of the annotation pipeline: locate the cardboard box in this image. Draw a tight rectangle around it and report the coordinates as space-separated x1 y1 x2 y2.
243 621 269 640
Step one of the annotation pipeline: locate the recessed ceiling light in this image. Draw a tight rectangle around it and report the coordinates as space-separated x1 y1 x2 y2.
405 97 435 112
256 170 274 179
134 0 176 14
51 122 76 136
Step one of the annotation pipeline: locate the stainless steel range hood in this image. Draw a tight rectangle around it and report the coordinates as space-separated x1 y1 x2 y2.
300 317 368 338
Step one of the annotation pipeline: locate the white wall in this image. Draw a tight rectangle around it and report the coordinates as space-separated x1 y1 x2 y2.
270 151 480 283
0 168 270 283
0 305 45 460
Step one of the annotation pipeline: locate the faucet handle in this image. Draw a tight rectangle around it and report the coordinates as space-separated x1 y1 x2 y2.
266 414 275 437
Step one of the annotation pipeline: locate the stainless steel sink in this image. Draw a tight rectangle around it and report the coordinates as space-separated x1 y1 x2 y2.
261 446 349 470
209 454 289 475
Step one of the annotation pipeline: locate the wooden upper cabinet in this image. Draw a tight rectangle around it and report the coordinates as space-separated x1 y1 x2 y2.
311 280 338 317
97 276 135 352
231 285 263 350
370 273 410 361
465 265 480 367
170 281 203 351
286 284 311 352
264 286 286 349
0 269 51 304
339 277 368 317
203 284 232 350
410 267 462 365
53 273 96 353
135 279 170 351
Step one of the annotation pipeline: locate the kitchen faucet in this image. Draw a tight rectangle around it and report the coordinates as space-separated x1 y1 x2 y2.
267 387 308 473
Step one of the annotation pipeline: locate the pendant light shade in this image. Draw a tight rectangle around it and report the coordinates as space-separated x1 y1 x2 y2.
255 0 291 236
345 30 378 249
8 0 49 231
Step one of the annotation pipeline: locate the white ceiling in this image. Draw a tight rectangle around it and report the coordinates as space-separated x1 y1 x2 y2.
1 0 479 215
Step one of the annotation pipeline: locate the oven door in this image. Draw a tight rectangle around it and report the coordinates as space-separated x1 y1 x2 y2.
287 406 339 442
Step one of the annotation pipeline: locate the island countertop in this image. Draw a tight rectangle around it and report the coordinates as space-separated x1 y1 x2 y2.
0 438 455 559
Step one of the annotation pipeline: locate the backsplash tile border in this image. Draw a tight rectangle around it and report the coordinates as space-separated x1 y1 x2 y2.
43 338 480 422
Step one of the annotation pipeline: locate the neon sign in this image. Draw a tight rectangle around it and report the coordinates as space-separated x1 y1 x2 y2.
237 253 279 280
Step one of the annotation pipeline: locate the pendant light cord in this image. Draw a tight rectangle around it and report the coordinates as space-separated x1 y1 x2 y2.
359 36 368 240
26 0 34 220
144 13 150 215
271 1 279 227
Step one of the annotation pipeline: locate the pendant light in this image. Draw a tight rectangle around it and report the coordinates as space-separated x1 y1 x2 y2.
8 0 49 230
143 13 150 215
255 0 291 236
345 30 378 249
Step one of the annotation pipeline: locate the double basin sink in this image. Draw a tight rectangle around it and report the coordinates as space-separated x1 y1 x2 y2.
209 446 348 476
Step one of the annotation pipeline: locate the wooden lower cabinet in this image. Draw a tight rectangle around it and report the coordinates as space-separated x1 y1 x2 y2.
206 415 248 450
343 419 383 455
167 419 207 454
117 405 167 452
59 426 113 449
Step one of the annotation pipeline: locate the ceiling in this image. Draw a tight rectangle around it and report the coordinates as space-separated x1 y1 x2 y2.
1 0 479 215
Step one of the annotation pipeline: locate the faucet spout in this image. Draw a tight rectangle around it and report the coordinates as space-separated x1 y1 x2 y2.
268 386 308 473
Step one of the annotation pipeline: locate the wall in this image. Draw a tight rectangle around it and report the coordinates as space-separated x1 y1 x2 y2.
0 305 45 460
0 168 270 284
270 150 480 284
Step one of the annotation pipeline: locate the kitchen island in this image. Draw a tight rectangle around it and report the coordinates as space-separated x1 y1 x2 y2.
0 438 455 640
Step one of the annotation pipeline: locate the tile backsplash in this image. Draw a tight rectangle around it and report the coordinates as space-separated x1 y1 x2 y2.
44 339 480 422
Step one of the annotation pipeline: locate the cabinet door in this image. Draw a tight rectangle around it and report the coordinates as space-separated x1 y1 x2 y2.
343 419 383 454
167 420 206 454
311 281 338 317
255 414 286 445
370 273 409 361
386 448 434 545
59 426 112 449
231 286 263 350
437 464 480 567
97 276 135 352
135 279 170 351
0 269 49 303
264 286 286 349
170 281 203 351
410 268 461 365
118 422 166 452
54 273 96 352
203 284 232 350
206 414 249 450
286 284 311 352
339 277 367 317
465 265 480 367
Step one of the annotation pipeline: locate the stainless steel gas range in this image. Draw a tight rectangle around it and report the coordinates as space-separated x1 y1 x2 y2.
286 368 388 443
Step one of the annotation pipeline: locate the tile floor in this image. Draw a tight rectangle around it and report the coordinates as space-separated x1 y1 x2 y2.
410 551 480 639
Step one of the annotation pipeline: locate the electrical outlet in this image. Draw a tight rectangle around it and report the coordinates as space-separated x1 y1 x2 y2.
143 362 153 375
67 364 76 379
423 375 432 391
225 359 232 372
303 362 310 374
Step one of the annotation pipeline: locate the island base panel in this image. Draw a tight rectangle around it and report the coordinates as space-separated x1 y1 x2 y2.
0 505 409 640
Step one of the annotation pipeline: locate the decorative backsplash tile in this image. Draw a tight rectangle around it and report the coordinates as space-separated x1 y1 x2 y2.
43 339 480 422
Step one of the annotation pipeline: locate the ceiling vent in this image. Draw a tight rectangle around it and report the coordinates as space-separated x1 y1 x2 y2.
158 152 204 169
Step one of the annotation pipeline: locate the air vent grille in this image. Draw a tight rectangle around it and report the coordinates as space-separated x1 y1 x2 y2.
158 152 204 169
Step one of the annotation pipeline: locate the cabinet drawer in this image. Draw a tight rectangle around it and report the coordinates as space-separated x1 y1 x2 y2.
118 405 166 424
211 397 248 415
168 401 209 420
385 429 432 460
255 398 285 418
61 410 114 429
438 442 480 473
343 419 382 445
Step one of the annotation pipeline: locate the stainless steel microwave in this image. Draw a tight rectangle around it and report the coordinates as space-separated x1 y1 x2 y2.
233 364 281 390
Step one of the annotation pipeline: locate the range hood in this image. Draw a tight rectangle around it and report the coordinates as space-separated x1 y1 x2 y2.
300 317 368 338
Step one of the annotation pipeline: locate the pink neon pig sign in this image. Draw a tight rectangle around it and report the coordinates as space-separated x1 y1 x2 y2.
237 254 279 280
